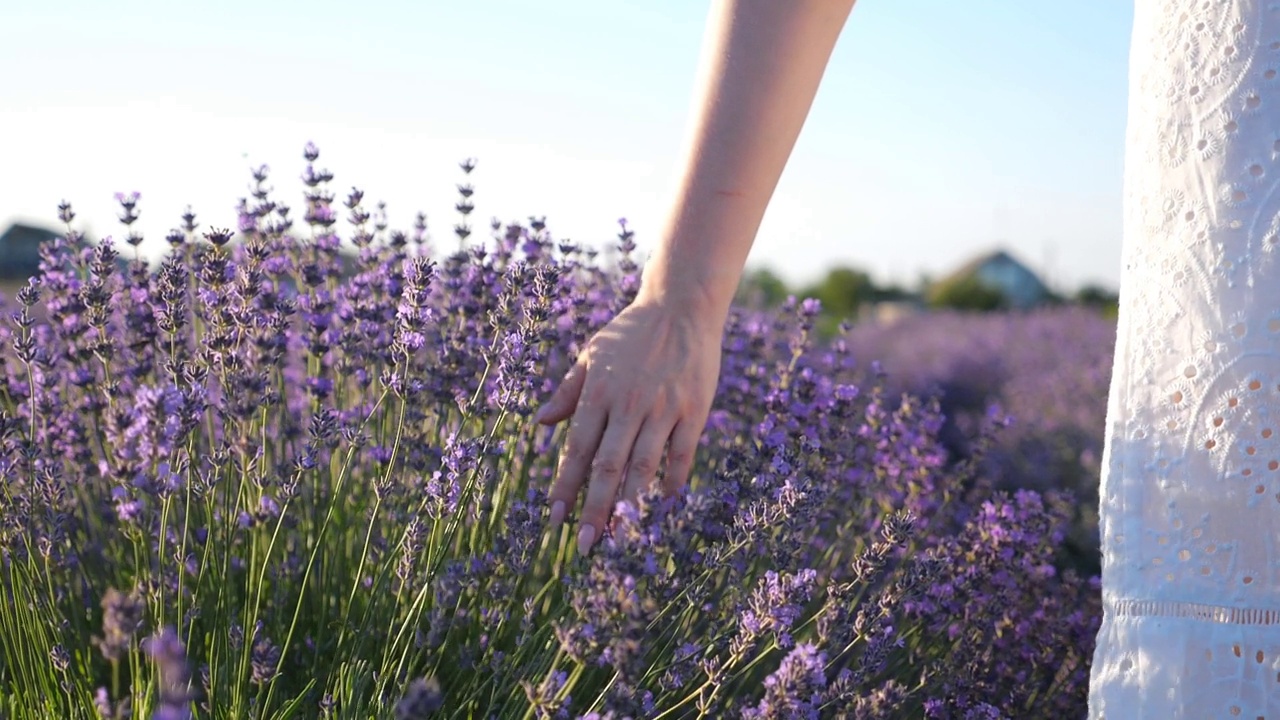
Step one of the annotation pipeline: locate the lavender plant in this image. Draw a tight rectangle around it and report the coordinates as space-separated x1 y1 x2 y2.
0 144 1101 719
845 309 1116 573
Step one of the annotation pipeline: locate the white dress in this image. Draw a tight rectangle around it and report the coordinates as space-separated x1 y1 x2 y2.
1089 1 1280 717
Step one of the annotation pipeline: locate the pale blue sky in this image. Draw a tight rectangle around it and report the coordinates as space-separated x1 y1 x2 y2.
0 1 1132 292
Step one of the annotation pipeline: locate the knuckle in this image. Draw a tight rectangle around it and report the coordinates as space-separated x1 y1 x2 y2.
591 456 626 478
627 456 658 477
666 449 695 469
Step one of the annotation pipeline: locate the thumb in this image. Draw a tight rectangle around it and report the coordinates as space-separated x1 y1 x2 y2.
535 359 587 425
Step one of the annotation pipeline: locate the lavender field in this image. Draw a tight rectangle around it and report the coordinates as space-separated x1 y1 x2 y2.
843 308 1115 577
0 145 1112 719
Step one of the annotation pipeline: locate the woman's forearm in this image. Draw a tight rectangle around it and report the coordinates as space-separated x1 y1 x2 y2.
638 0 857 321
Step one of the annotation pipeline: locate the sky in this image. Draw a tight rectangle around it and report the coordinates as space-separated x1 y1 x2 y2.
0 0 1134 294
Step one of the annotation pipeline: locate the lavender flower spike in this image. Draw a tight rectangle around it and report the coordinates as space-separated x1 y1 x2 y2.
95 587 146 663
743 642 828 720
144 627 194 720
395 676 445 719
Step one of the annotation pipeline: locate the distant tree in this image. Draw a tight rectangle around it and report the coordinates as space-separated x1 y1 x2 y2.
800 265 877 319
914 273 934 296
926 275 1007 312
1075 283 1119 319
871 283 917 302
735 266 791 308
1075 284 1118 306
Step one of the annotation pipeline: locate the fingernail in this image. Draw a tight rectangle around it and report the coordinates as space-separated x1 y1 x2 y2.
576 524 596 556
549 501 565 526
533 407 546 423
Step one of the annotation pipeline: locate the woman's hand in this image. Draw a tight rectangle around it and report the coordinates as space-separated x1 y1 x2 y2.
535 295 724 555
532 0 857 555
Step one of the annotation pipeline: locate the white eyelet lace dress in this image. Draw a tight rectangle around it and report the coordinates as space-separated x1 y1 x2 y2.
1088 1 1280 717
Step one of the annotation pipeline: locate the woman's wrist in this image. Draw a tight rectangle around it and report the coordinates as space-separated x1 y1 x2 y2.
636 254 739 329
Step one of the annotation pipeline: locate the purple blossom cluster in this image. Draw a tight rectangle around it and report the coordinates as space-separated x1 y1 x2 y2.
0 144 1100 719
845 308 1115 573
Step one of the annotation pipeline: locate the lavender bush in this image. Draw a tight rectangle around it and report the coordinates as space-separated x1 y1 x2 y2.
845 310 1115 573
0 144 1100 719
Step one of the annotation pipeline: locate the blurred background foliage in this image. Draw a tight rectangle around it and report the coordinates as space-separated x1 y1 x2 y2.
735 254 1119 330
734 253 1119 577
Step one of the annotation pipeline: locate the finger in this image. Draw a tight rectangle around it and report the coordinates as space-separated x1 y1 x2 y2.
576 412 644 556
618 417 675 507
660 416 703 496
535 358 588 425
547 395 607 528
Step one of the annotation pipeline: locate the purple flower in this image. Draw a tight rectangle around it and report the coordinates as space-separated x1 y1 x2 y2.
143 627 194 720
0 144 1105 719
250 632 280 685
742 643 827 720
733 569 819 657
395 676 444 719
95 588 146 663
111 486 144 524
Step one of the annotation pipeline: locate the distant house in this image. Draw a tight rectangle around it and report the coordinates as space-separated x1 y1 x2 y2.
0 222 59 281
930 249 1053 310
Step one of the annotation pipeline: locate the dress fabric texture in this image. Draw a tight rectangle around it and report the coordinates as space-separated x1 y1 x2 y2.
1089 1 1280 716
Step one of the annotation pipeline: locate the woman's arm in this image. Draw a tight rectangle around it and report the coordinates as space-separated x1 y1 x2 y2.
640 0 858 320
538 0 857 556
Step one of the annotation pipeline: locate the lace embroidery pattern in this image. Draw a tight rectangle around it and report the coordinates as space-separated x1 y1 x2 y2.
1102 0 1280 610
1089 0 1280 717
1106 595 1280 625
